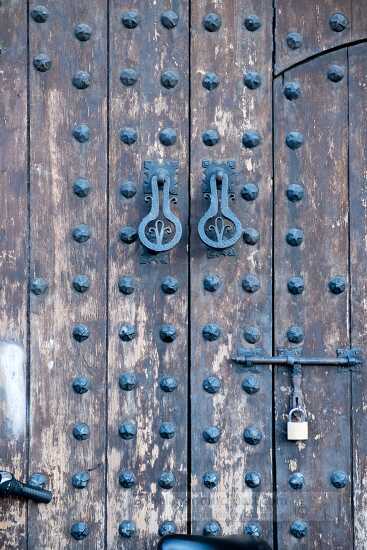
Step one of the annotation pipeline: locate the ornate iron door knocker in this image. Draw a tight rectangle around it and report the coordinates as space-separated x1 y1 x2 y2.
138 160 182 253
198 160 242 249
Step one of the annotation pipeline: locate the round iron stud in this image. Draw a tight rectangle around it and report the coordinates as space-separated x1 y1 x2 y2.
158 472 176 490
72 224 91 243
118 421 137 440
286 32 303 50
244 522 262 537
245 471 261 488
242 375 260 395
161 70 179 89
203 426 221 444
242 274 260 293
203 471 219 489
33 53 51 72
286 183 304 202
327 64 345 82
203 274 221 292
120 181 137 198
202 129 220 146
242 130 262 148
31 6 49 23
329 276 346 294
119 372 137 391
202 324 221 341
119 324 137 342
119 127 137 145
287 325 304 344
330 470 348 488
119 470 136 489
73 178 91 197
120 68 138 86
286 228 304 246
202 375 221 394
119 226 138 244
121 10 141 29
72 275 90 293
74 23 92 41
159 422 176 440
203 521 222 536
159 127 177 146
202 72 220 91
30 277 48 296
72 376 89 395
72 124 90 143
289 472 305 490
160 376 177 393
244 15 261 31
72 324 90 342
243 426 262 445
329 12 349 32
241 182 259 201
29 473 48 488
72 471 90 489
118 276 135 295
286 131 304 150
287 276 304 295
284 81 301 100
159 324 177 343
243 227 260 245
290 519 308 539
118 520 136 538
161 10 179 29
72 70 91 90
161 276 179 294
244 71 262 90
72 422 90 441
243 326 261 344
159 521 177 537
203 13 221 32
70 522 89 540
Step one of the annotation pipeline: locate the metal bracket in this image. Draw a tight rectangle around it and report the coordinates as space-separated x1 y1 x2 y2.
231 347 362 368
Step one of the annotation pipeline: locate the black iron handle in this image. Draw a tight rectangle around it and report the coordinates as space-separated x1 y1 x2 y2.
0 471 52 503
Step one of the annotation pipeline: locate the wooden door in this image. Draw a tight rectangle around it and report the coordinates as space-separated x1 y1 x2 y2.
1 1 367 549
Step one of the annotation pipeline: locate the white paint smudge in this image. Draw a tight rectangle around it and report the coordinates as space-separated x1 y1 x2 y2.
0 341 26 438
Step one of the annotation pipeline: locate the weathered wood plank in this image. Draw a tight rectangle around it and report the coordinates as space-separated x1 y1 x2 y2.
274 50 350 548
107 1 189 547
190 0 273 541
28 2 107 547
0 1 28 547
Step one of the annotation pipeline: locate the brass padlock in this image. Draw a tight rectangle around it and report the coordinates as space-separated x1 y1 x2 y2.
287 407 308 441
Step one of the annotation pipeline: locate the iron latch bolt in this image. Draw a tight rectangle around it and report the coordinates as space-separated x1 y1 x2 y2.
0 471 52 503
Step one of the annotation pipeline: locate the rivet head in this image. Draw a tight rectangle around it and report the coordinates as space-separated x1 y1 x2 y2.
203 274 221 292
241 182 259 201
120 181 137 198
289 472 304 490
329 276 346 294
203 426 221 443
119 470 136 489
29 472 48 488
70 522 89 540
119 420 137 440
72 70 91 90
73 178 91 197
242 274 260 293
119 226 138 244
119 324 137 342
119 520 136 538
74 23 92 41
286 183 304 202
329 12 348 32
287 276 304 295
72 124 90 143
244 71 262 90
161 70 179 89
202 72 220 91
286 228 304 246
290 520 308 539
30 277 48 296
72 471 90 489
203 13 222 32
161 10 179 29
160 376 177 392
158 472 176 490
72 422 90 441
244 522 262 537
161 276 179 294
119 127 137 145
330 470 348 488
159 521 177 537
72 275 90 293
202 323 221 341
72 376 89 394
243 227 260 246
243 426 262 445
159 422 176 439
284 81 301 100
243 326 261 344
120 68 138 86
159 324 177 343
203 471 219 489
327 64 345 82
30 5 49 23
121 10 141 29
119 372 137 391
203 521 222 537
159 127 177 146
245 471 261 488
202 375 221 394
286 131 304 150
118 275 135 295
287 32 303 50
287 325 304 344
72 224 91 243
242 130 262 148
244 15 261 31
202 129 220 146
33 53 51 72
72 324 90 342
242 375 260 395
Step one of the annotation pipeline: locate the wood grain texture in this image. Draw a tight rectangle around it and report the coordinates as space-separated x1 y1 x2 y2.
28 2 107 547
190 0 273 541
0 1 28 547
349 42 367 550
107 1 189 547
274 50 351 548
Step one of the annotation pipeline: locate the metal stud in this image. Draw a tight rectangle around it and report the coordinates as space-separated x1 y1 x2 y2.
72 275 90 293
244 71 262 90
118 276 135 295
243 227 260 245
72 422 90 441
286 32 303 50
120 68 138 86
119 226 138 244
72 224 91 243
327 65 345 82
203 471 219 489
245 471 261 488
244 522 262 537
241 182 259 201
119 127 137 145
329 12 348 32
290 520 308 539
329 276 346 295
287 276 304 295
161 10 179 29
202 323 221 341
119 324 137 342
203 274 221 292
286 228 304 246
243 326 261 344
158 472 176 490
29 472 48 488
202 72 220 91
70 522 89 540
203 426 221 444
286 131 304 150
202 129 220 146
120 181 137 198
73 177 91 197
203 521 222 537
30 277 48 296
160 376 177 393
161 276 179 294
202 375 221 394
119 470 136 489
72 376 90 394
330 470 348 488
286 183 304 202
118 520 136 538
161 70 179 89
72 471 90 489
121 10 141 29
242 274 260 293
159 128 177 146
118 420 137 440
159 324 177 343
242 130 261 148
284 81 301 100
72 324 90 342
244 15 261 31
72 124 90 143
33 53 51 72
159 521 177 537
287 325 304 344
243 426 262 445
72 70 91 90
74 23 92 41
119 372 137 391
31 5 49 23
242 375 260 395
289 472 304 490
159 422 176 440
203 13 222 32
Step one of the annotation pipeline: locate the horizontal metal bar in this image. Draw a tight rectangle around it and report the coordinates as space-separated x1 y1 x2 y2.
231 354 360 368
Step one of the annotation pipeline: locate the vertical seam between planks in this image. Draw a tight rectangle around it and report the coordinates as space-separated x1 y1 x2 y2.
187 0 192 535
26 1 31 548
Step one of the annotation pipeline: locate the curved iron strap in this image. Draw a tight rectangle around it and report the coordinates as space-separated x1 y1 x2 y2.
198 171 242 249
138 171 182 253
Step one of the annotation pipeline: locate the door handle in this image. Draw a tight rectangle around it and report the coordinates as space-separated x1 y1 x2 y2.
0 471 52 503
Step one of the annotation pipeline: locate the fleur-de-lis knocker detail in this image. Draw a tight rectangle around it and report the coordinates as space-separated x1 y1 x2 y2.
138 161 182 253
